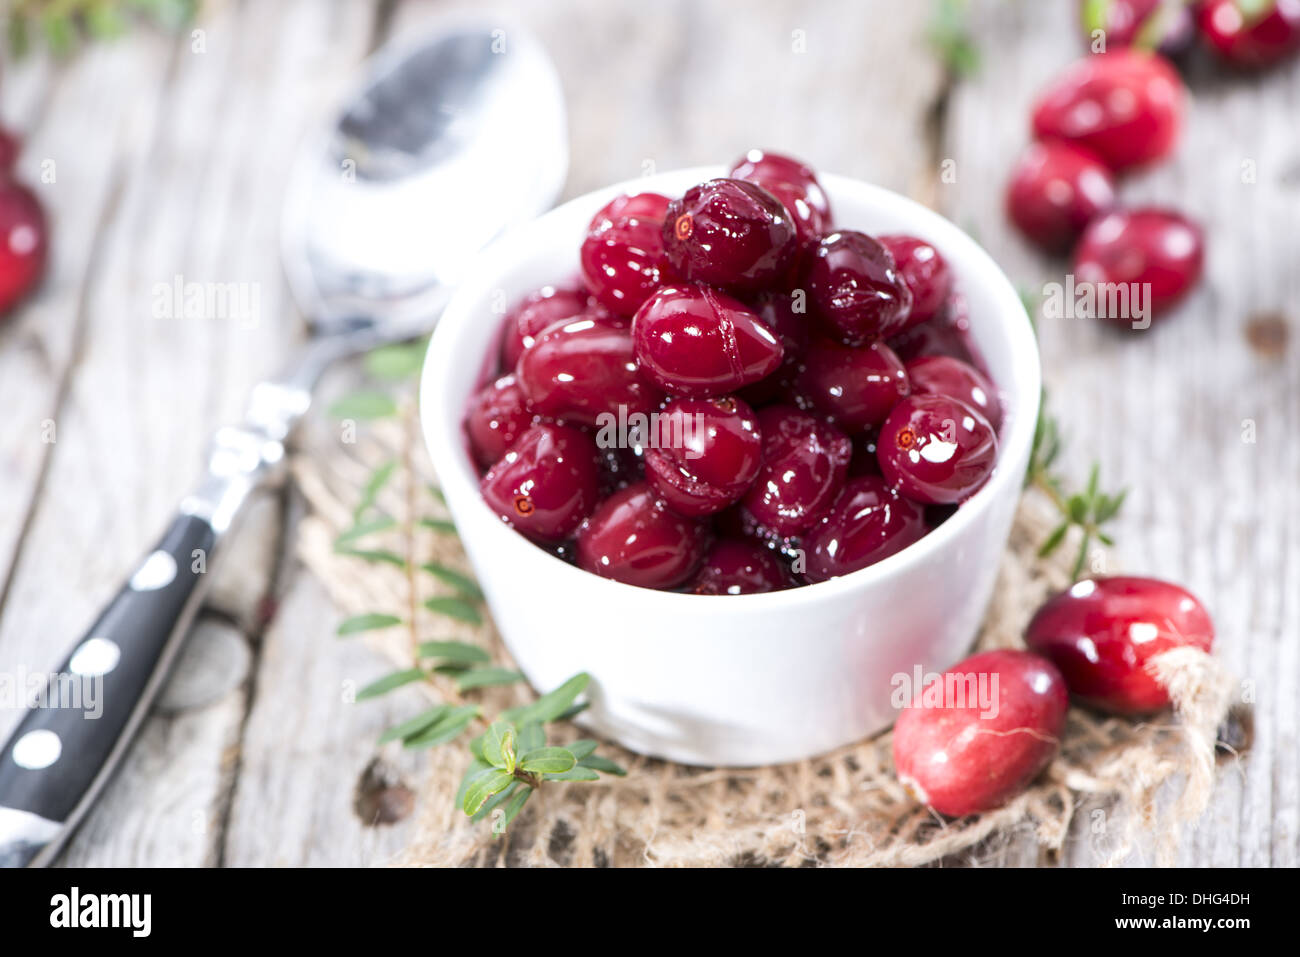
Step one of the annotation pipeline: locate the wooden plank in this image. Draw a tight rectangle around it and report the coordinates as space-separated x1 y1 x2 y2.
942 0 1299 867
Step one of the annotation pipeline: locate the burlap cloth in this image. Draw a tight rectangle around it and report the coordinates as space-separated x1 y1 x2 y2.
293 416 1242 867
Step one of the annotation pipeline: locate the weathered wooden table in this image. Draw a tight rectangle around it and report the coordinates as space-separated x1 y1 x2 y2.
1 0 1294 866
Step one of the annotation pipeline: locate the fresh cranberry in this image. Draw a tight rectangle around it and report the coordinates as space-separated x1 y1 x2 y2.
643 396 763 517
481 423 601 543
661 178 797 291
892 650 1068 817
878 235 952 329
690 539 792 595
1005 141 1117 254
878 394 998 505
1080 0 1196 56
801 476 926 582
0 179 48 317
500 285 593 370
805 230 913 345
1072 207 1204 322
575 482 710 589
588 191 672 233
516 316 663 426
580 215 666 317
741 405 852 537
465 373 536 470
887 295 981 367
905 355 1003 432
1025 577 1214 714
1031 50 1185 171
1199 0 1300 67
794 336 909 430
727 149 832 244
632 283 783 396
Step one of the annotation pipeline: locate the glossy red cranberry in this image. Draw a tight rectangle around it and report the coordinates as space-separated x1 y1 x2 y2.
661 178 797 291
0 178 48 317
893 650 1068 817
737 291 811 404
500 285 593 370
575 482 710 589
794 336 909 430
643 396 763 517
805 230 913 345
905 355 1003 432
1080 0 1196 56
580 215 666 317
801 476 926 582
741 405 852 537
1031 51 1185 171
727 149 832 244
887 295 981 367
690 539 792 595
1005 141 1117 254
878 394 998 505
588 191 671 233
1025 577 1214 714
465 373 536 470
878 235 952 329
1072 208 1204 322
481 423 601 543
516 316 663 426
1199 0 1300 67
632 283 783 396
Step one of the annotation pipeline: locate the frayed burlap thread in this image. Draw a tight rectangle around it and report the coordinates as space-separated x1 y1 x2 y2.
293 420 1238 867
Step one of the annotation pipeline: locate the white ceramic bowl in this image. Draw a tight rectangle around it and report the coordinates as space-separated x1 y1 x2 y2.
421 167 1039 767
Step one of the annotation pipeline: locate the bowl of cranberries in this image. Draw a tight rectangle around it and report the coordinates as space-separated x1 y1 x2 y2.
422 152 1040 765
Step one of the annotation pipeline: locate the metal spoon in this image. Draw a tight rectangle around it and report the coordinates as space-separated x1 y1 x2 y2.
0 21 567 867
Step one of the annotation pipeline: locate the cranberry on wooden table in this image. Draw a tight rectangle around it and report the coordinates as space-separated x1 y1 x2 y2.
877 394 998 505
515 315 662 426
727 148 833 244
905 355 1003 432
1005 140 1116 254
805 230 914 344
801 476 926 582
632 283 784 396
893 649 1068 817
643 396 763 517
690 538 792 595
0 178 48 317
661 178 797 291
741 405 852 537
580 214 667 317
1199 0 1300 67
575 481 710 589
1079 0 1196 56
878 235 952 328
1025 577 1215 714
1072 207 1204 322
794 336 910 430
465 373 535 469
500 285 593 369
1031 50 1185 171
480 423 602 544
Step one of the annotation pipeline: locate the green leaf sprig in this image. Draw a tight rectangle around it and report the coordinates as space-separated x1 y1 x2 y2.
927 0 979 77
7 0 198 58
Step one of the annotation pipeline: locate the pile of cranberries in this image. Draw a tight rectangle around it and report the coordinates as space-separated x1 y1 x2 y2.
1006 50 1205 325
1080 0 1300 69
465 150 1005 594
0 126 47 320
894 575 1215 817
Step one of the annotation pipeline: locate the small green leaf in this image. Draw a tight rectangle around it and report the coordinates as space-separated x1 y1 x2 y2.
1037 521 1071 559
336 612 402 636
496 786 532 831
378 705 451 744
1071 531 1094 583
483 722 517 772
365 341 426 381
472 781 520 822
334 546 405 568
503 673 589 725
421 562 483 601
1098 532 1116 546
404 705 480 749
419 517 458 534
423 596 482 624
354 460 398 521
456 758 493 809
565 739 599 761
456 667 526 692
462 768 516 816
545 766 600 782
429 485 448 505
1095 488 1128 523
516 723 545 753
518 747 576 774
555 701 590 722
1067 494 1089 524
335 515 396 546
415 640 491 664
328 391 397 420
579 755 627 776
356 668 425 700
